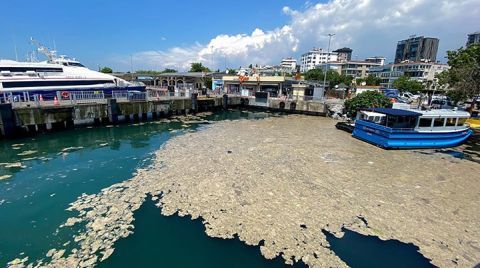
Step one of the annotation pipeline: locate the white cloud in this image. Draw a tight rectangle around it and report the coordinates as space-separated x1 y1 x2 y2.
110 0 480 71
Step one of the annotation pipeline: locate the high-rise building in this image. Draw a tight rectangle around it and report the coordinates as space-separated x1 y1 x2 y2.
280 58 297 73
365 56 386 66
370 62 449 88
466 32 480 46
333 47 353 61
394 36 439 63
300 48 338 73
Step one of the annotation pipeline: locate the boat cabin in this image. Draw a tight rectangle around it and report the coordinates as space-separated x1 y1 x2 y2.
356 108 420 130
357 108 470 131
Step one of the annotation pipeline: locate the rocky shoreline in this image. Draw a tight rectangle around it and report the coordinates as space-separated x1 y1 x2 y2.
12 115 480 267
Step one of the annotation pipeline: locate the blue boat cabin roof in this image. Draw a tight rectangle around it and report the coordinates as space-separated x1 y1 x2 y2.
368 108 423 117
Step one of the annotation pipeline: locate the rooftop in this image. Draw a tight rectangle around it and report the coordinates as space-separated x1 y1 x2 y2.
366 108 423 117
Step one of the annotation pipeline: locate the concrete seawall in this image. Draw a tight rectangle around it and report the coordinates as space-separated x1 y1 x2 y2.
0 96 327 138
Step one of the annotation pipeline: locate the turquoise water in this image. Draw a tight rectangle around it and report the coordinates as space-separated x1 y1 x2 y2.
0 110 282 266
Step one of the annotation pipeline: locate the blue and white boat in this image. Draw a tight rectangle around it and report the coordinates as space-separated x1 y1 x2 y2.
352 108 473 149
0 38 145 101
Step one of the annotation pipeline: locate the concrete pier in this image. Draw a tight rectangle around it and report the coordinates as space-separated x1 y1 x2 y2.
0 96 327 138
0 104 15 137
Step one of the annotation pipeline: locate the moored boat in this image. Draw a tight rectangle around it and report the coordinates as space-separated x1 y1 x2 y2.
352 108 472 149
0 38 145 102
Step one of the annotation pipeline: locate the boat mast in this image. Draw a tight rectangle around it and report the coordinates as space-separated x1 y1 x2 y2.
29 37 57 62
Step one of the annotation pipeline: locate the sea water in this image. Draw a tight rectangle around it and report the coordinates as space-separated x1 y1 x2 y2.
0 110 440 267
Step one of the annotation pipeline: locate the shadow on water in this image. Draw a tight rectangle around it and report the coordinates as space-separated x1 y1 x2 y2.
100 197 306 268
323 228 434 268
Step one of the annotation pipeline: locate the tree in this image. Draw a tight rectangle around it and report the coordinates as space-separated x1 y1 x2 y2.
344 91 392 118
161 68 177 73
304 69 324 81
204 77 212 90
438 44 480 105
100 67 113 73
227 69 237 75
136 69 178 75
357 74 381 86
190 62 211 73
392 75 423 93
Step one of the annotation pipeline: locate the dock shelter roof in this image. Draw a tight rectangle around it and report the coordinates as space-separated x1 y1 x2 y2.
368 108 423 117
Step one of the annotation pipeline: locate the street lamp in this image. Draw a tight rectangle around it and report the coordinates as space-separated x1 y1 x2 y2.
322 33 335 97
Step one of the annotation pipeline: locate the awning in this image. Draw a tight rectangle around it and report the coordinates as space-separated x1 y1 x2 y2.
367 108 422 117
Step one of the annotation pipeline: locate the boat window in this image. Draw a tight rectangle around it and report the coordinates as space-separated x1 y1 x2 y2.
68 62 85 67
433 118 445 127
445 118 456 127
418 118 432 127
2 79 114 88
457 118 467 126
386 115 417 129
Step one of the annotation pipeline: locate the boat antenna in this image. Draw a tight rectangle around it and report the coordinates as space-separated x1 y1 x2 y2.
29 37 57 62
12 36 19 61
14 44 18 61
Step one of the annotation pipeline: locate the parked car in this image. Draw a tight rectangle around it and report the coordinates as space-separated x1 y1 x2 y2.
431 99 454 109
401 92 420 100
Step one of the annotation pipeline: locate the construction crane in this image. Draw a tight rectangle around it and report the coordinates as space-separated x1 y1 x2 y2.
29 37 57 62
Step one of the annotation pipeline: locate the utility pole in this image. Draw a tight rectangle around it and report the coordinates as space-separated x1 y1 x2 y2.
130 55 133 81
322 33 335 97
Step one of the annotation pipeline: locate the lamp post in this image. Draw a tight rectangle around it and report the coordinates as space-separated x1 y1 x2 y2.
322 33 335 97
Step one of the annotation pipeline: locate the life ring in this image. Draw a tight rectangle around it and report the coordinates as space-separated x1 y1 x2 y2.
61 91 70 99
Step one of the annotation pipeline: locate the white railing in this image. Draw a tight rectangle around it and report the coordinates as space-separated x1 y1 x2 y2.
67 91 105 104
112 90 146 101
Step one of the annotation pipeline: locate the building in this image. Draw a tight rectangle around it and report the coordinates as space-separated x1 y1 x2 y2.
280 58 297 73
317 59 383 80
113 72 213 92
394 36 439 63
300 48 338 73
467 31 480 46
370 61 450 88
222 75 295 97
365 56 386 66
333 47 353 61
339 61 383 79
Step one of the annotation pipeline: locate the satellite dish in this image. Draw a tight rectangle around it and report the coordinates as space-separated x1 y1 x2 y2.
361 82 367 86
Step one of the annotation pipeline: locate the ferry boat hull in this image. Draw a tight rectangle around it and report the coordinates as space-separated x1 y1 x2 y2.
353 119 473 149
1 85 146 100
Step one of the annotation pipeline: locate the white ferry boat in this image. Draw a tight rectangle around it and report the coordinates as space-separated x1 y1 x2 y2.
0 39 144 101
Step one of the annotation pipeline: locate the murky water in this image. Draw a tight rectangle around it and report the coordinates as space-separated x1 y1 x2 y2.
0 110 276 266
1 111 476 267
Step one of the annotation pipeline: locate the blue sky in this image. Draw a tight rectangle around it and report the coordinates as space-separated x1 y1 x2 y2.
0 0 304 69
1 0 478 71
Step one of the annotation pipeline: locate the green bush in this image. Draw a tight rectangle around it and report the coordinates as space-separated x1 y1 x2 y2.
344 91 391 118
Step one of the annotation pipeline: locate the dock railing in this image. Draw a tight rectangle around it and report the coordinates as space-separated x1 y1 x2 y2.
112 90 147 102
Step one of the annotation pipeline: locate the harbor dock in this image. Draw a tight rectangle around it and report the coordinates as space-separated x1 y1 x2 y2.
0 92 327 138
